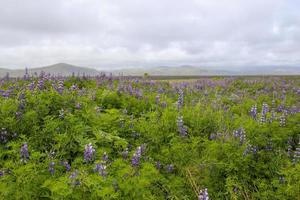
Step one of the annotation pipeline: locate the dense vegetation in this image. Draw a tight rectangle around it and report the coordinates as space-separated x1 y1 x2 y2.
0 74 299 199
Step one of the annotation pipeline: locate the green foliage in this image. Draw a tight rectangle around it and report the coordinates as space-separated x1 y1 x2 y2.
0 76 299 199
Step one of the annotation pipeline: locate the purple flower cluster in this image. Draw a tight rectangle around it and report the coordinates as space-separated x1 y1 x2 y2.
37 79 44 90
70 84 78 91
177 116 188 137
155 161 162 170
177 89 184 110
69 170 80 186
243 144 258 157
260 103 269 123
102 152 109 162
198 188 209 200
84 143 95 163
57 80 64 94
0 128 8 144
1 90 11 98
48 162 55 175
233 128 246 145
94 163 107 177
28 82 35 90
75 103 81 109
249 105 257 119
292 138 300 164
61 161 71 171
131 144 146 167
166 164 174 173
20 143 29 163
279 113 286 127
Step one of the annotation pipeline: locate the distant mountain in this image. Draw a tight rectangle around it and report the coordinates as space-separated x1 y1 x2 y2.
234 65 300 75
111 65 233 76
111 65 300 76
0 63 100 77
0 63 299 77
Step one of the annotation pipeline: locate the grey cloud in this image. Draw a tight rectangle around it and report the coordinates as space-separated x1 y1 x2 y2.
0 0 299 69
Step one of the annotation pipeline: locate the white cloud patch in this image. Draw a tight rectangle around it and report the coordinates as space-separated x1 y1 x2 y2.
0 0 299 69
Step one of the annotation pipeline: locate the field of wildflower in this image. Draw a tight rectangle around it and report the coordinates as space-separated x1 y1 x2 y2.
0 73 299 199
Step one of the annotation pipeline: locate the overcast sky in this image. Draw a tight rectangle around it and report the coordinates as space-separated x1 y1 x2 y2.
0 0 299 69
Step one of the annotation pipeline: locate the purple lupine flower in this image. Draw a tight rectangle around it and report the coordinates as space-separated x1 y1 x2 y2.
18 93 25 100
157 87 164 94
19 102 25 110
161 101 167 108
198 188 209 200
51 83 57 91
61 161 71 171
20 143 29 163
131 144 146 167
290 106 300 115
279 114 286 127
287 145 293 157
177 89 184 110
75 103 81 109
260 113 266 124
128 84 133 95
15 111 22 119
209 133 217 140
243 144 258 157
70 84 78 91
177 116 188 137
249 105 257 119
0 170 3 177
135 89 143 99
94 163 107 177
0 128 8 144
233 128 246 145
136 144 146 157
131 153 140 167
166 164 174 173
84 143 95 163
155 161 162 170
277 104 284 112
69 170 80 186
48 162 55 175
102 152 108 162
233 187 238 193
57 80 64 94
293 138 300 164
37 79 44 90
69 170 78 179
260 103 269 123
129 115 134 129
2 90 10 98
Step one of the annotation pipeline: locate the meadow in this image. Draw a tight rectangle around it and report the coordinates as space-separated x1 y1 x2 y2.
0 74 299 199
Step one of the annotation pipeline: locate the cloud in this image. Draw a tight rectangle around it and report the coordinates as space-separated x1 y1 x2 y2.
0 0 299 69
